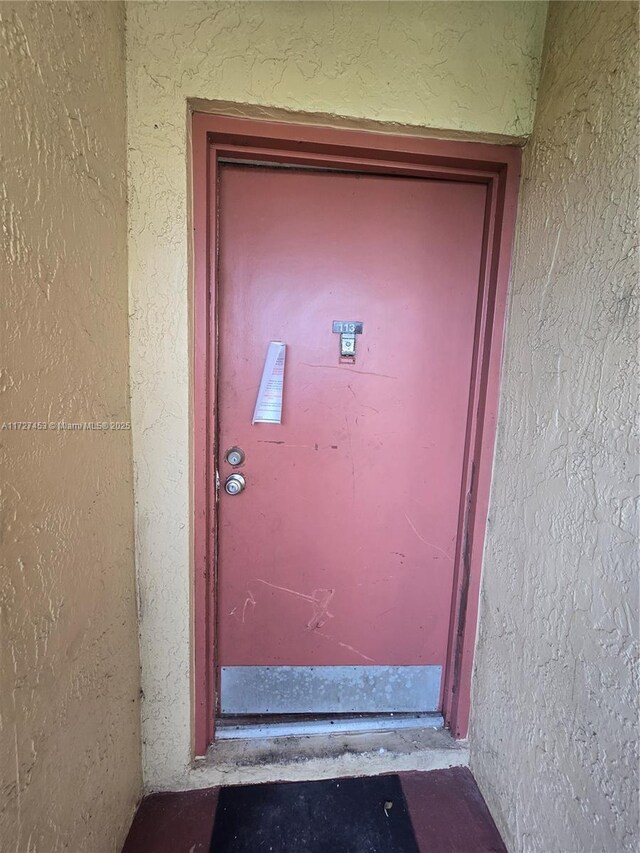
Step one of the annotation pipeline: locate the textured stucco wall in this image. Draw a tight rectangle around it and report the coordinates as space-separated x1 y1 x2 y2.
0 3 142 850
470 3 639 852
126 0 548 789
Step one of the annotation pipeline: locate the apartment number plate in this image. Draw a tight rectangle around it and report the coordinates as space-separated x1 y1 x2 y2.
332 321 363 334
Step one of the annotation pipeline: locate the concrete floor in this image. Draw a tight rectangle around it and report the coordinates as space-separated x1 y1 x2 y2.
171 725 468 791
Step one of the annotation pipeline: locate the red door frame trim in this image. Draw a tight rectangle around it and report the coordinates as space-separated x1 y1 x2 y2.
191 112 520 756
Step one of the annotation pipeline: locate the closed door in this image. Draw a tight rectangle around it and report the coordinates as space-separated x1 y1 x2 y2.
216 165 486 716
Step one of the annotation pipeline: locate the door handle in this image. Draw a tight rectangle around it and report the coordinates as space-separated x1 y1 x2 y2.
224 473 246 496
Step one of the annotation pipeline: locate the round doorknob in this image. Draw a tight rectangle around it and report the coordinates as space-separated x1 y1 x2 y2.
224 473 246 496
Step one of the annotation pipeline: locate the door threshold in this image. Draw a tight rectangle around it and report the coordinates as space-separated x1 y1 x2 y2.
216 713 444 740
187 726 466 790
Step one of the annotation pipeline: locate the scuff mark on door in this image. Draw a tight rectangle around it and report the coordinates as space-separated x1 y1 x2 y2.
315 630 376 663
242 590 256 623
255 578 335 629
404 512 453 561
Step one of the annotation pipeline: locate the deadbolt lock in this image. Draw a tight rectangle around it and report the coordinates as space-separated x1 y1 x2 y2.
224 473 246 496
225 447 245 466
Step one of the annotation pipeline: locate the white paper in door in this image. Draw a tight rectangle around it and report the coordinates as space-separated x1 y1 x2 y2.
252 342 286 424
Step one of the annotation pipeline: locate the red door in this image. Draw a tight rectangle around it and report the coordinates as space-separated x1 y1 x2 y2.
216 165 486 716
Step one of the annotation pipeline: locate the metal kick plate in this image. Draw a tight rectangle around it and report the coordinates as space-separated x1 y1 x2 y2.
220 665 442 715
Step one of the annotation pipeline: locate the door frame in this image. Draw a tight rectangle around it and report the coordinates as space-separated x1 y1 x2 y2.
191 111 521 756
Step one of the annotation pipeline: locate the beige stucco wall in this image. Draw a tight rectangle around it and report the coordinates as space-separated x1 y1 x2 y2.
470 3 639 852
126 0 548 789
1 3 142 850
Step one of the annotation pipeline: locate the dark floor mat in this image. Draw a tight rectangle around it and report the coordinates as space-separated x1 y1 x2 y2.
210 774 420 853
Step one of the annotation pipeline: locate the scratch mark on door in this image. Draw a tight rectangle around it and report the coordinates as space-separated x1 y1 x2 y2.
404 513 453 561
258 441 314 448
348 383 380 413
301 363 397 379
315 630 376 663
242 590 256 623
255 579 335 629
307 589 335 630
